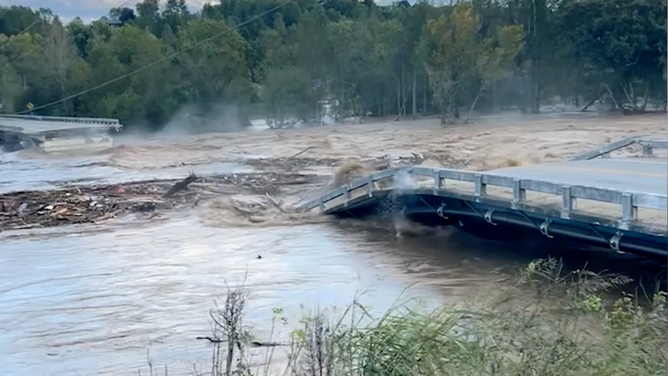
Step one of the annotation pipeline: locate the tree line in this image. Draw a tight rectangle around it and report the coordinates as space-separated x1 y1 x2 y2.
0 0 665 130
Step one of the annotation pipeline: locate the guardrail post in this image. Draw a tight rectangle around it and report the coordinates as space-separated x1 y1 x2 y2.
641 144 653 158
319 198 326 212
601 152 610 159
343 184 351 207
433 170 442 190
561 186 576 219
367 176 374 197
474 174 486 201
511 179 525 209
620 192 637 230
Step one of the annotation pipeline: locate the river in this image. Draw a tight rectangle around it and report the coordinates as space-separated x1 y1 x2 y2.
1 113 665 375
0 215 524 375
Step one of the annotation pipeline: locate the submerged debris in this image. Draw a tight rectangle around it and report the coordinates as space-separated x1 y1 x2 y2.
0 172 326 231
242 157 340 172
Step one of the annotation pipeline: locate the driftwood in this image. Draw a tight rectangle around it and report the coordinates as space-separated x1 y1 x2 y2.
196 336 223 343
196 336 286 347
163 172 198 198
291 146 313 158
226 194 291 224
264 193 286 213
581 94 601 112
0 171 323 231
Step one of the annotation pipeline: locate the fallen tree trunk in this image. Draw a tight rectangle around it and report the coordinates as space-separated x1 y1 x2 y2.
581 93 602 112
163 172 198 198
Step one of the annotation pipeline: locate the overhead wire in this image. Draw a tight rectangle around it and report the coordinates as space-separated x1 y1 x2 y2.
0 18 43 74
12 17 40 36
17 0 294 114
0 8 9 21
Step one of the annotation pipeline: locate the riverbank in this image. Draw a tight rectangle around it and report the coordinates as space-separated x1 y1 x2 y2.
146 258 667 376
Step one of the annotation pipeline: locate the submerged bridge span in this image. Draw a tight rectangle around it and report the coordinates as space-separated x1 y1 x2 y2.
301 136 668 258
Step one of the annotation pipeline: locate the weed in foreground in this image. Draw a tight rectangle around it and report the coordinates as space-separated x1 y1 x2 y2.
140 258 667 376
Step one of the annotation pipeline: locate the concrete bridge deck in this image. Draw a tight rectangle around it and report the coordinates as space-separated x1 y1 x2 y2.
491 158 666 196
0 115 122 153
301 136 668 258
0 114 121 134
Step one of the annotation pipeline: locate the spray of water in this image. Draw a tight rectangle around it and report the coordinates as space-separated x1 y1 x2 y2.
390 169 417 237
392 169 416 192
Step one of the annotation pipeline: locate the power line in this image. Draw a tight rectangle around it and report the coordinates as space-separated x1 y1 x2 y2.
0 15 40 41
18 0 293 114
118 0 136 8
0 18 43 74
0 6 10 21
15 18 40 36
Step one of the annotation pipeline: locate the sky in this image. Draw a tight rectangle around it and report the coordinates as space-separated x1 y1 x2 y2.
1 0 208 22
1 0 398 23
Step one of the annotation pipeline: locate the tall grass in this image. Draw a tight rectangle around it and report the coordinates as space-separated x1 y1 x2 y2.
147 258 667 376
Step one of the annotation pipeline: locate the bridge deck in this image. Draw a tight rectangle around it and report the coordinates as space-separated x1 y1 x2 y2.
0 115 121 136
300 136 668 257
491 158 666 196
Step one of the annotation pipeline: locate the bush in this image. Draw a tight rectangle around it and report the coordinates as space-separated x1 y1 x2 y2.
145 258 667 376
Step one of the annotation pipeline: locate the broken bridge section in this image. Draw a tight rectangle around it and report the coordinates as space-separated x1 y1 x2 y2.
300 137 668 258
0 114 122 153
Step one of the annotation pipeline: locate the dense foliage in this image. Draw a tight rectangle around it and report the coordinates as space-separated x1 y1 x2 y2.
0 0 665 130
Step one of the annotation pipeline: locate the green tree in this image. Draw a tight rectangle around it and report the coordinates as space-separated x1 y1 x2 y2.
261 67 314 128
163 0 189 35
426 3 479 121
0 32 45 112
0 0 663 131
0 43 23 113
465 24 525 120
555 0 667 110
134 0 161 36
0 5 42 36
175 19 254 123
39 17 90 115
86 25 169 126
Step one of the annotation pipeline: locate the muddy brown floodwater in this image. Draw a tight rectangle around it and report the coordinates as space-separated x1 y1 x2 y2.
0 111 666 375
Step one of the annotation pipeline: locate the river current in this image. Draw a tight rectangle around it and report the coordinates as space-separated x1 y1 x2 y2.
1 116 665 375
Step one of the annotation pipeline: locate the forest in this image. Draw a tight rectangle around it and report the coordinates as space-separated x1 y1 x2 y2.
0 0 666 130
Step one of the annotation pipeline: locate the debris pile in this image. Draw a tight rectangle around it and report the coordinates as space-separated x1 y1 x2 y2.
0 172 326 231
228 194 292 224
0 183 174 230
242 157 340 172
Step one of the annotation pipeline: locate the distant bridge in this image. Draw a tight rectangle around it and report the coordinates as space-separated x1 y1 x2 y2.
301 136 668 258
0 114 122 153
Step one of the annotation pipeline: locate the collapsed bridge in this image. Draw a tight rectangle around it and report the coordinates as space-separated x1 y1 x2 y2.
0 114 122 153
300 136 668 258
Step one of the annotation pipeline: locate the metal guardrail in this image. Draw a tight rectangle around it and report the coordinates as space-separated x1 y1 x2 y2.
637 139 668 157
570 135 667 160
300 165 667 232
0 114 121 126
